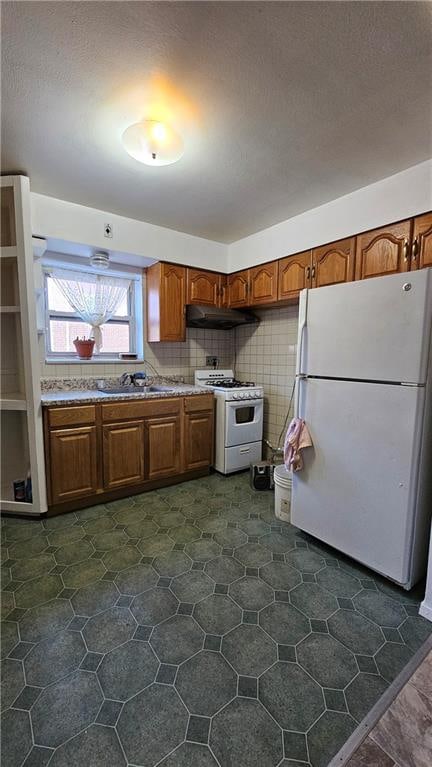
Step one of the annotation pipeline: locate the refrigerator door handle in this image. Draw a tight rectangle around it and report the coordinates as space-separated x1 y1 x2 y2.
296 289 309 377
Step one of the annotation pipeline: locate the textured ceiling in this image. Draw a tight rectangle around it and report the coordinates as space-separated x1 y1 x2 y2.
2 1 432 243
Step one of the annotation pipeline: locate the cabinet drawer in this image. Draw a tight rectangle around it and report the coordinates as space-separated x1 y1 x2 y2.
184 394 214 413
48 405 96 427
102 397 181 422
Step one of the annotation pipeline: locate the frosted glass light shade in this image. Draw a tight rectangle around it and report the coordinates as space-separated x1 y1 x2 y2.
122 120 184 166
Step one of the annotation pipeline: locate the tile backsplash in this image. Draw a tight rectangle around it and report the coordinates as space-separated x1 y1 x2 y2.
39 274 298 454
235 306 299 455
39 327 234 384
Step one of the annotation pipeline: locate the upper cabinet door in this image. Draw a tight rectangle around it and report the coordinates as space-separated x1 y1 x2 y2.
228 269 250 307
146 262 186 342
355 220 412 280
249 262 278 306
411 212 432 271
220 275 228 307
187 268 221 307
278 251 311 300
312 237 355 288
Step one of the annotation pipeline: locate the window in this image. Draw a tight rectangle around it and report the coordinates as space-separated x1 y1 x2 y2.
44 268 141 359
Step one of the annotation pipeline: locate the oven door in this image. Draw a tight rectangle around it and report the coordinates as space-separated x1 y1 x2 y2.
225 399 263 447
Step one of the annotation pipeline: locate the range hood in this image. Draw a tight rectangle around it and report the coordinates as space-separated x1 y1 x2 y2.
186 304 259 330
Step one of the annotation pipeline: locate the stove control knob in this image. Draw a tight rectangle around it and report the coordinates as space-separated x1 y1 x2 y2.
233 392 239 400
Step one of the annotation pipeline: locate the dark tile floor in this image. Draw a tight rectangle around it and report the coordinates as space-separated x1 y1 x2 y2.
1 472 431 767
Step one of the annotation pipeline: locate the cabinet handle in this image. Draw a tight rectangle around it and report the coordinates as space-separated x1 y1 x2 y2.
412 237 419 262
306 266 311 280
311 265 316 279
403 239 409 262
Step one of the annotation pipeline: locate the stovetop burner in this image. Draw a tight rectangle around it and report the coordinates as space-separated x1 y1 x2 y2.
207 379 255 388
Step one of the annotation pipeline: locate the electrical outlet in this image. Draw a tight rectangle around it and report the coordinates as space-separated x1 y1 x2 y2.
104 223 113 238
206 356 219 367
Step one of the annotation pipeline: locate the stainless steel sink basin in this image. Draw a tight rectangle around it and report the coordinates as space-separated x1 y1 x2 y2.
98 385 175 395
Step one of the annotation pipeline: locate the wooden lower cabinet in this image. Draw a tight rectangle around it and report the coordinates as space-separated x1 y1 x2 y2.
44 395 213 512
145 414 181 480
103 421 145 490
184 410 214 470
49 426 98 504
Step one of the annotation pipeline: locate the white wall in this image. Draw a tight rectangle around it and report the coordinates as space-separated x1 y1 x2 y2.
31 160 431 275
227 160 432 270
420 527 432 622
31 192 226 272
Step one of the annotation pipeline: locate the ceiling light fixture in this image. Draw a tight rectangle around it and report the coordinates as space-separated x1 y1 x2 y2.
90 250 110 269
122 120 184 166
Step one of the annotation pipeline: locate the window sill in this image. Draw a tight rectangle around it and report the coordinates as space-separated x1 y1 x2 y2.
45 358 145 365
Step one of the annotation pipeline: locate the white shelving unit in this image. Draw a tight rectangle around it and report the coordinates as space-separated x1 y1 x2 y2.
1 176 47 515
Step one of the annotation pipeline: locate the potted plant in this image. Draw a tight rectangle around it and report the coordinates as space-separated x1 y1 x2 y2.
73 336 95 360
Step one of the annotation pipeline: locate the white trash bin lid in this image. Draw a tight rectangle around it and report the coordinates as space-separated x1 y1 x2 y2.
274 464 292 488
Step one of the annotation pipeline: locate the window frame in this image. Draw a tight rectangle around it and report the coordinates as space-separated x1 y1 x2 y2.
43 269 138 360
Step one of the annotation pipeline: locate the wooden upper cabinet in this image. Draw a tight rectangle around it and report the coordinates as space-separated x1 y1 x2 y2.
220 274 228 307
411 212 432 270
312 237 356 288
278 251 311 300
355 220 412 280
187 268 221 307
145 414 181 480
146 262 186 342
249 262 278 306
103 421 145 490
49 426 98 504
227 269 250 307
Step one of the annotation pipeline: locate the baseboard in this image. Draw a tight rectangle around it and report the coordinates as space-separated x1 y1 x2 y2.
419 598 432 622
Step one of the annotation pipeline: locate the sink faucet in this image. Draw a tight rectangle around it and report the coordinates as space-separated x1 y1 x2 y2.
120 372 135 386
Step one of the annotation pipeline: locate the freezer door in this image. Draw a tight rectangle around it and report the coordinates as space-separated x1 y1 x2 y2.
291 378 425 584
298 269 432 383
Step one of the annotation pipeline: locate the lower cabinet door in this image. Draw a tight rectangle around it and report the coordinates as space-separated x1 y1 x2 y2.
103 420 145 490
184 410 214 470
50 426 98 504
145 415 181 480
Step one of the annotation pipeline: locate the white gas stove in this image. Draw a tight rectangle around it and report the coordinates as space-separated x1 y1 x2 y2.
195 370 264 473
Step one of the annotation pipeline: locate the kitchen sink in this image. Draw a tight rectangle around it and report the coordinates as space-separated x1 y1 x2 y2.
98 385 175 395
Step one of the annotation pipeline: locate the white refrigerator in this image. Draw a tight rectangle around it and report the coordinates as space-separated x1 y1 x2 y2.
291 268 432 589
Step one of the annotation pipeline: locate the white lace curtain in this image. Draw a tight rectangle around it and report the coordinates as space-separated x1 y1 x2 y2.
51 269 131 352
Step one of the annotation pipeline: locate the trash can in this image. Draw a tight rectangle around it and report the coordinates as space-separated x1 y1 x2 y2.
274 464 292 523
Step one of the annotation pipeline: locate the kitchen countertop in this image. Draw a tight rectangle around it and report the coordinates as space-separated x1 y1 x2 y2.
41 384 209 406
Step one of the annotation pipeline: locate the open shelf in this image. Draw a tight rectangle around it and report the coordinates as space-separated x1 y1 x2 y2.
0 176 47 516
1 312 25 399
1 257 19 306
1 185 16 248
0 394 27 411
0 246 18 260
1 410 33 512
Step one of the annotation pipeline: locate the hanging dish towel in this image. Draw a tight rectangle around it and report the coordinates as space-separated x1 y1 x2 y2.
284 417 313 472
